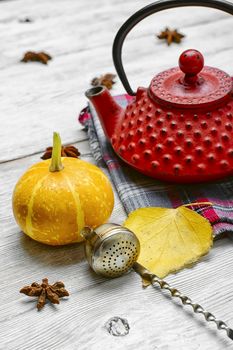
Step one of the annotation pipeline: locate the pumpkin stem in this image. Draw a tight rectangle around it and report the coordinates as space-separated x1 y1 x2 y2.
49 132 64 172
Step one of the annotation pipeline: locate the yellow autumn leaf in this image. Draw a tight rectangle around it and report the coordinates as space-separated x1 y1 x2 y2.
124 206 213 278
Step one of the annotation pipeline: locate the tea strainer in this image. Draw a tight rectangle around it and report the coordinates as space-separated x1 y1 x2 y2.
81 223 233 341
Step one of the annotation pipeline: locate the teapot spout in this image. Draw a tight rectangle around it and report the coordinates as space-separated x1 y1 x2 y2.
85 86 123 140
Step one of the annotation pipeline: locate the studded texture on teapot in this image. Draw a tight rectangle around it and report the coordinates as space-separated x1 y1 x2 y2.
111 90 233 183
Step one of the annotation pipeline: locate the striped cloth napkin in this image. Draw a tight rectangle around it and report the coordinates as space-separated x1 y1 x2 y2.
79 94 233 239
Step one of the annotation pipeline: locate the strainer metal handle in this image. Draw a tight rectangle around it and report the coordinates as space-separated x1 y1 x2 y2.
134 262 233 341
112 0 233 96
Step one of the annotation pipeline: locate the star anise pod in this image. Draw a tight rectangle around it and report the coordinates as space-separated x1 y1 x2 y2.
20 278 69 310
157 27 185 45
91 73 116 90
21 51 52 64
41 145 80 160
19 18 33 23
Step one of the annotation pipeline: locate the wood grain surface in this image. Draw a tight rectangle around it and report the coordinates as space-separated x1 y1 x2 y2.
1 0 233 349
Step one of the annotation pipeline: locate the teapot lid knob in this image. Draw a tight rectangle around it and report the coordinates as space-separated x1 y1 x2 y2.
179 49 204 85
179 49 204 76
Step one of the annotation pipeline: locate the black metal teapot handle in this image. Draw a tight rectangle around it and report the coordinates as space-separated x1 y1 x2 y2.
112 0 233 96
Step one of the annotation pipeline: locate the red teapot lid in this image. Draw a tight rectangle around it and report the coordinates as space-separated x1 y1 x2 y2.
149 49 232 108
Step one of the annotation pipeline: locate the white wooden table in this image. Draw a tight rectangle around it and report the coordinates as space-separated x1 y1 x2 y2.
1 0 233 349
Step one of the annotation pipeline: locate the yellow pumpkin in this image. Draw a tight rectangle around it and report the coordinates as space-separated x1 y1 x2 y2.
12 133 114 245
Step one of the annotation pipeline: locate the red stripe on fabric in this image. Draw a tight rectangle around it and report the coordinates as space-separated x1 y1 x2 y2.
200 207 219 223
78 107 91 125
191 197 220 223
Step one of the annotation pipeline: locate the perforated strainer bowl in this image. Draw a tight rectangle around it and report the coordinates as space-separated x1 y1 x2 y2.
81 224 140 278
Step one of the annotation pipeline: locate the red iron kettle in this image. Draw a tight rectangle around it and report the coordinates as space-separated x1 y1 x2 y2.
85 0 233 183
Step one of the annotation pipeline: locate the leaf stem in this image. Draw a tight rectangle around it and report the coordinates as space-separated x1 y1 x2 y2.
181 202 213 208
49 132 64 172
